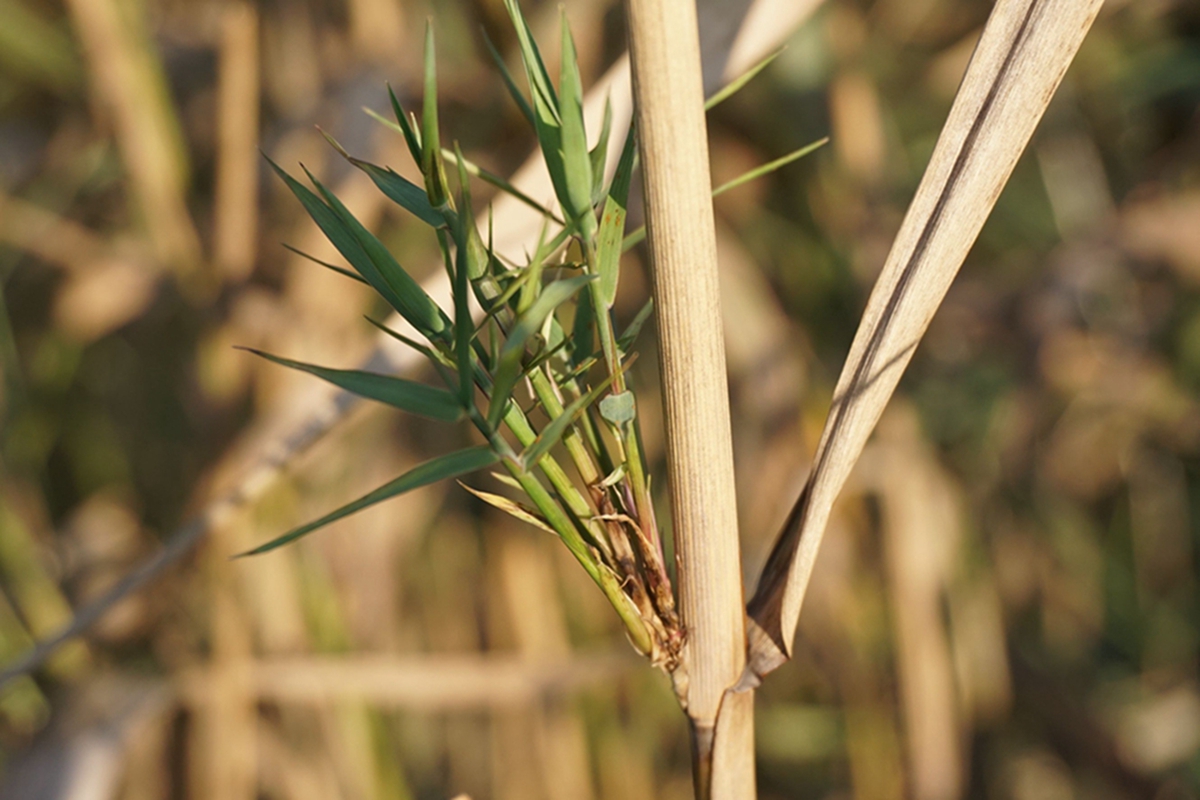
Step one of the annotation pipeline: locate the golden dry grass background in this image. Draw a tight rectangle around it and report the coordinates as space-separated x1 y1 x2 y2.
0 0 1199 798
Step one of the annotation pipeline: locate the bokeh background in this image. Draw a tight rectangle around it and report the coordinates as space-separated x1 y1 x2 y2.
2 0 1199 797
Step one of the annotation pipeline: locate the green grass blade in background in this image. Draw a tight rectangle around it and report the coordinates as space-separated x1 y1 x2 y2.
711 137 828 197
703 46 784 111
241 447 500 556
241 348 463 422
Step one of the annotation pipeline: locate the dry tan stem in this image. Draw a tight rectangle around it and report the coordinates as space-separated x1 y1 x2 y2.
744 0 1106 682
64 0 201 272
623 0 751 796
214 2 261 282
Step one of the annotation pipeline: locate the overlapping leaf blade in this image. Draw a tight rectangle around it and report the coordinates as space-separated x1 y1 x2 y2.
595 124 636 307
487 273 596 428
266 158 446 340
302 165 449 339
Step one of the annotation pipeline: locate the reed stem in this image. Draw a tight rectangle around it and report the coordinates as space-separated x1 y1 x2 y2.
623 0 754 795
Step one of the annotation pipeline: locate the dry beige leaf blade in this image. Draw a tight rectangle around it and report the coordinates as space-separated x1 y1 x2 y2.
743 0 1106 683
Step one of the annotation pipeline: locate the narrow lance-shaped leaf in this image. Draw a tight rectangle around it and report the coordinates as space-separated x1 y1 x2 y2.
487 274 596 428
589 95 613 205
303 166 449 339
241 348 463 422
482 29 535 128
743 0 1106 686
265 158 446 340
503 0 558 114
557 11 595 236
354 160 443 227
422 21 451 212
240 446 500 556
712 137 828 198
282 243 367 285
703 46 785 111
617 298 653 353
387 83 423 166
453 145 478 407
319 128 443 228
594 124 636 308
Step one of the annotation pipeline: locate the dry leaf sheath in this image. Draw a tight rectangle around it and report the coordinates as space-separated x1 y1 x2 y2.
743 0 1106 683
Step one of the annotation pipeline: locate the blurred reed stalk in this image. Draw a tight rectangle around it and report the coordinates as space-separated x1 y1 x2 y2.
623 0 752 796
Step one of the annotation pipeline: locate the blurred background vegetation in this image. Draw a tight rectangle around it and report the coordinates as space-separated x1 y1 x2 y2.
1 0 1199 798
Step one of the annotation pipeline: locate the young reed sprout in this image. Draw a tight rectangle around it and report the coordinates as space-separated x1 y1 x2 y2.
245 0 824 672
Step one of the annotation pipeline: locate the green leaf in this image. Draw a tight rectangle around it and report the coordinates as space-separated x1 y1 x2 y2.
282 243 367 285
589 96 613 204
487 273 596 428
387 84 423 166
504 0 558 115
353 160 443 227
557 11 594 235
482 29 535 128
521 368 619 468
300 164 449 339
704 46 785 111
266 157 446 339
452 145 476 407
617 298 653 353
599 391 635 424
570 281 595 368
240 446 500 555
242 348 462 421
422 22 451 211
594 124 636 308
712 137 829 197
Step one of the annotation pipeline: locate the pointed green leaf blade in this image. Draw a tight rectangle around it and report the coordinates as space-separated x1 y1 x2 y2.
352 160 443 227
282 243 368 285
422 22 451 211
589 96 613 204
711 137 829 197
594 124 636 307
240 446 500 556
303 166 449 339
243 348 462 421
482 29 535 127
704 46 786 111
617 298 653 353
267 157 420 324
558 11 594 234
387 83 424 166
